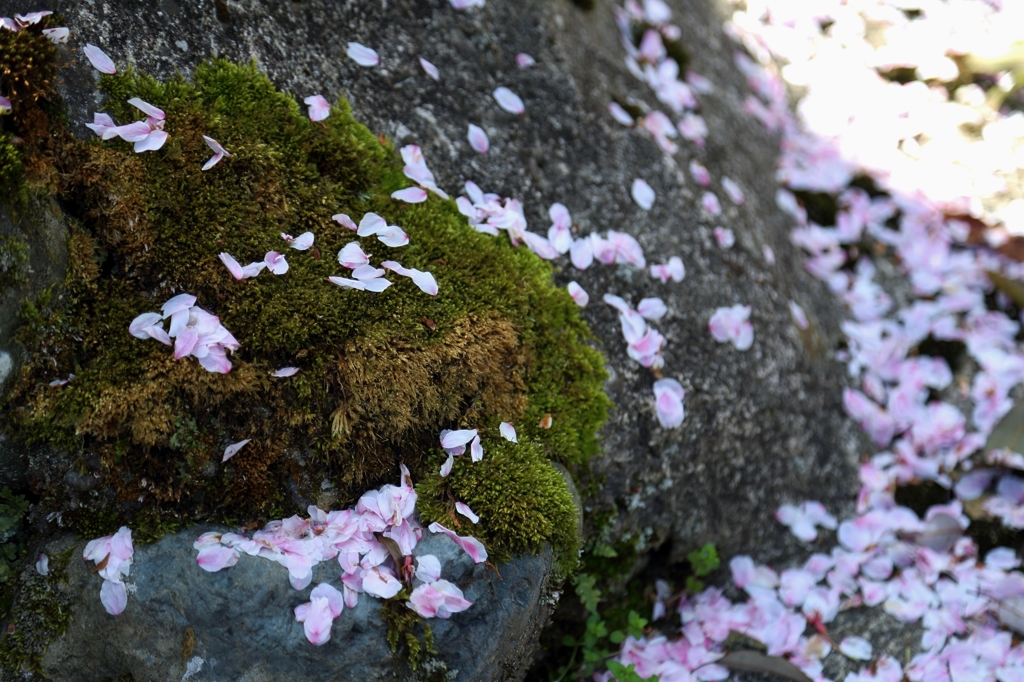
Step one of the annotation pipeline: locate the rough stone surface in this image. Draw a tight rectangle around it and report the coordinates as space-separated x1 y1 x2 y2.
37 526 554 681
0 0 873 676
0 0 864 564
0 196 69 492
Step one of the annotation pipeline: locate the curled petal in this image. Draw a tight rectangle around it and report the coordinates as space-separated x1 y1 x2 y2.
499 422 517 442
272 367 300 377
441 429 477 449
264 251 289 275
338 242 370 268
289 232 314 250
428 522 488 563
440 453 454 478
127 98 165 121
222 439 251 463
608 102 634 126
332 213 358 230
376 225 409 248
219 253 244 280
455 501 479 524
202 152 225 171
357 212 387 237
134 130 168 153
304 95 330 122
470 435 483 462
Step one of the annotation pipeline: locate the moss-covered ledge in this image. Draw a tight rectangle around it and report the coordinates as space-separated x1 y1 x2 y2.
0 20 610 677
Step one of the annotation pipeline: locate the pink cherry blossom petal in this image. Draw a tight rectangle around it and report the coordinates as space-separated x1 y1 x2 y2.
304 95 330 122
467 124 489 154
100 580 127 616
416 555 442 583
722 176 746 205
441 429 477 449
470 435 483 462
35 553 48 576
631 178 655 210
839 636 873 660
347 42 380 67
222 439 251 463
42 27 69 44
608 102 634 126
332 213 358 230
428 522 488 563
127 98 165 121
493 87 525 115
713 227 735 249
638 297 667 321
499 422 517 442
264 251 289 275
567 281 589 307
419 57 440 81
440 453 454 478
455 501 479 524
515 53 536 68
83 44 116 74
391 187 428 203
272 367 300 377
689 160 711 186
196 546 240 572
376 224 409 248
289 232 315 250
653 378 685 428
134 130 168 153
328 276 367 291
702 192 722 216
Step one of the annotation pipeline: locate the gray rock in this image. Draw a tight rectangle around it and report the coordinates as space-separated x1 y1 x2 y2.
0 0 864 567
0 195 69 492
0 0 873 675
37 525 554 681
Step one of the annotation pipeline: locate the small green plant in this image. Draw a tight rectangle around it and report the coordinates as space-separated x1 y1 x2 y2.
685 543 720 594
607 660 659 682
553 572 654 681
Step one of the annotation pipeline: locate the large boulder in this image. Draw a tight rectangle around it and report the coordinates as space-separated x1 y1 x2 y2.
0 0 869 677
33 527 555 681
3 0 862 564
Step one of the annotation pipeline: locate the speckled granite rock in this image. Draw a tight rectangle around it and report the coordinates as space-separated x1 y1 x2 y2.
0 0 864 568
34 525 554 681
0 0 873 676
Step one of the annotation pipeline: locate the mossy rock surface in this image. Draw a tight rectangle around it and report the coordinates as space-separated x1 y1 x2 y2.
1 46 608 567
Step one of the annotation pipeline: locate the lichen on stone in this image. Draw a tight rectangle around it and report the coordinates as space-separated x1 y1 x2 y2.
0 547 74 677
1 54 609 572
0 236 29 293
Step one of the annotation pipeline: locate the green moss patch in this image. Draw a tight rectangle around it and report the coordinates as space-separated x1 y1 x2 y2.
417 439 581 576
1 55 608 568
